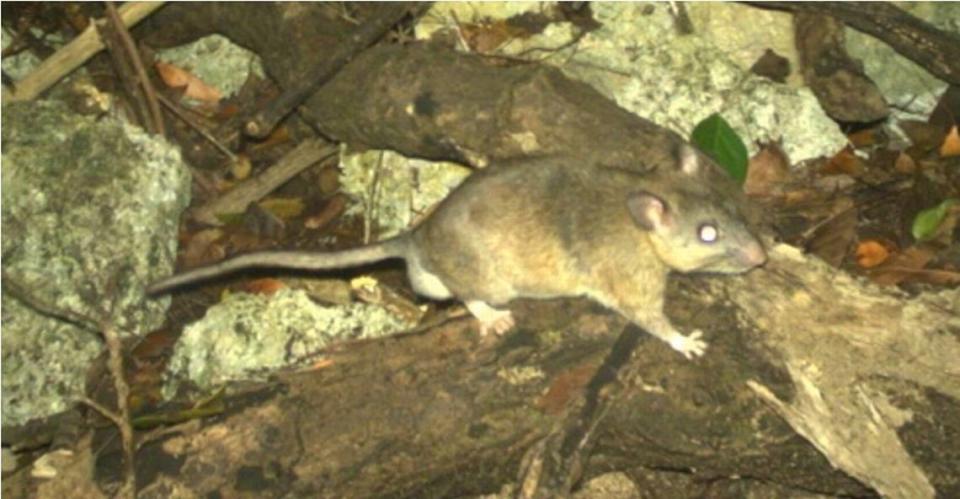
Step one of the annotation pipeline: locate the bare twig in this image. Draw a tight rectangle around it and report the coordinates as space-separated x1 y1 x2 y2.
80 397 125 428
3 272 137 498
7 2 165 101
190 138 338 226
104 1 165 136
1 272 99 332
95 16 154 131
363 150 386 245
137 420 202 451
156 92 237 161
98 320 136 499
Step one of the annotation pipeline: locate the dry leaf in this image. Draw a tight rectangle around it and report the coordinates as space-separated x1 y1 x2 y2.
258 197 305 220
847 128 880 148
855 240 890 268
217 102 241 120
155 61 222 103
304 194 347 230
261 125 292 148
317 166 341 195
822 147 865 176
806 198 857 268
224 230 267 254
130 330 178 360
311 358 335 370
246 126 292 153
925 269 960 286
866 246 960 286
229 155 252 180
894 151 917 174
899 119 946 153
242 278 286 295
745 142 790 196
929 85 960 131
865 246 935 286
940 125 960 158
536 363 597 416
155 61 189 87
179 228 225 269
782 188 818 205
459 19 526 53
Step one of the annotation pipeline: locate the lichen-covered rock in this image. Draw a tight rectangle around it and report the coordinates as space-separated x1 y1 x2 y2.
1 100 191 426
417 2 847 164
163 288 413 398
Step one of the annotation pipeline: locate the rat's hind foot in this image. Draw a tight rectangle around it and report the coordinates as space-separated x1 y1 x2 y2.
465 300 515 336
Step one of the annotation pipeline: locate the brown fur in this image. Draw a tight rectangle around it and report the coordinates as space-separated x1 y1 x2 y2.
149 147 766 358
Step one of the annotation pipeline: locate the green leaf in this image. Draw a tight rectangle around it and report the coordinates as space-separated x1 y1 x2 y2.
690 114 749 184
912 198 959 242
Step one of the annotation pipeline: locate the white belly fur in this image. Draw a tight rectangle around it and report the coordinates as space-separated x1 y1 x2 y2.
406 254 453 300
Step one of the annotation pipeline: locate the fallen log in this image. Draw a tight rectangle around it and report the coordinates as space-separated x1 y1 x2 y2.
106 6 960 497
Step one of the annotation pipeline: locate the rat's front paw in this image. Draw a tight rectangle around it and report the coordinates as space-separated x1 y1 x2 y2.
479 313 515 336
669 330 708 359
465 300 516 336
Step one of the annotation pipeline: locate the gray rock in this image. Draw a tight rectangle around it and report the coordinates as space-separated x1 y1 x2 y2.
1 100 190 426
163 288 413 398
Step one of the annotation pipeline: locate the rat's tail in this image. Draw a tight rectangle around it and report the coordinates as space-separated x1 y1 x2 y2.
146 237 409 295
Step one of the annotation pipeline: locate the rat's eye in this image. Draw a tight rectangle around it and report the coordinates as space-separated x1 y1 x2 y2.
698 223 718 243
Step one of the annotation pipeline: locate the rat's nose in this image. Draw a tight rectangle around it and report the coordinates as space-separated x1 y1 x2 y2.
742 241 767 267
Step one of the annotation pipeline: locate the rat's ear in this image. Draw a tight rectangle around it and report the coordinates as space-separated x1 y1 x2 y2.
677 144 701 176
627 191 672 231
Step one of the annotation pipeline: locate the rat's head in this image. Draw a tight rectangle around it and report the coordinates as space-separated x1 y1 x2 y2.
627 145 767 274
